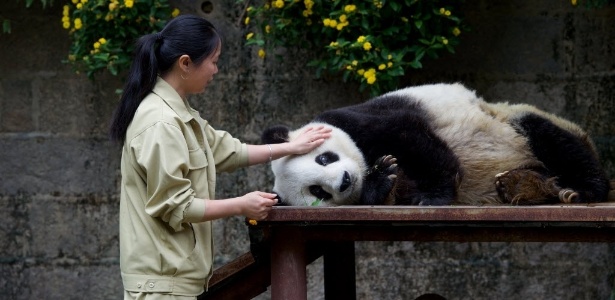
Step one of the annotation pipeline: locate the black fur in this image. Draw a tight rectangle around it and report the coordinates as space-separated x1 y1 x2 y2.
513 113 610 202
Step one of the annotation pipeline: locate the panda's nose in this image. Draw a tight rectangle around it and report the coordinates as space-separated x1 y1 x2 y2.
339 171 351 192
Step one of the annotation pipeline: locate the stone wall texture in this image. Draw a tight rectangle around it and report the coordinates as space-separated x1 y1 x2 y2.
0 0 614 299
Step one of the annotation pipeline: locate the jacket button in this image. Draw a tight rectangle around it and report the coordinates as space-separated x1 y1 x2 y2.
149 282 155 288
137 283 142 288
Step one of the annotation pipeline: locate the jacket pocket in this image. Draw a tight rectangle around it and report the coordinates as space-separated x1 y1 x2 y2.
188 148 208 170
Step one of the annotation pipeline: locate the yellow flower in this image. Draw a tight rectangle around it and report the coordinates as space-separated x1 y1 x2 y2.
352 60 358 66
323 18 331 27
336 22 348 30
81 0 88 3
401 17 408 23
387 54 392 60
258 49 266 58
357 35 366 43
439 7 445 14
124 0 134 8
329 41 339 47
274 0 284 9
378 64 386 70
339 14 347 23
344 4 356 13
71 0 78 3
364 68 376 78
93 42 101 49
105 13 114 21
445 10 451 16
363 42 372 51
171 8 180 17
246 32 254 40
452 27 461 36
98 38 107 44
357 69 365 75
265 25 271 33
247 6 253 11
329 19 337 27
346 65 353 70
244 16 250 25
367 75 376 84
109 2 117 11
62 16 70 22
387 62 393 68
442 38 448 45
74 18 82 30
76 3 82 9
63 21 71 29
571 0 577 5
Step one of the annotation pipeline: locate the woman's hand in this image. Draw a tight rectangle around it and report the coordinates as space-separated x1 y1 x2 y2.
289 125 332 155
239 191 278 220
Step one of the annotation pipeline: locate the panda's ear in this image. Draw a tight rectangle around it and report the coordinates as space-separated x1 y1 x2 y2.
261 125 291 144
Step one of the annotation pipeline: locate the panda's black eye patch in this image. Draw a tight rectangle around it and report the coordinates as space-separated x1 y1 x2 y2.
309 185 332 200
315 151 339 166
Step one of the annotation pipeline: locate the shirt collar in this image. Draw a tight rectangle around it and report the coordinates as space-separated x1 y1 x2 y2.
152 77 197 123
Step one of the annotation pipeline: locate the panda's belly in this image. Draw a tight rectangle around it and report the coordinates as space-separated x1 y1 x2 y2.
405 85 541 204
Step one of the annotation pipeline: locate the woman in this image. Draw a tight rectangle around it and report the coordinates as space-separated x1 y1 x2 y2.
109 15 330 299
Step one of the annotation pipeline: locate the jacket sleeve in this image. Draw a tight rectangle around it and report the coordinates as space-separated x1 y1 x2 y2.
203 123 249 173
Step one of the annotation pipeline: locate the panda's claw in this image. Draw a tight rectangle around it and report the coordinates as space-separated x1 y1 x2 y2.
370 155 399 178
559 189 579 203
495 171 509 178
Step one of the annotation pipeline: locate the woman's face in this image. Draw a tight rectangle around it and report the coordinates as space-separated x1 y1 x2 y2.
187 42 221 95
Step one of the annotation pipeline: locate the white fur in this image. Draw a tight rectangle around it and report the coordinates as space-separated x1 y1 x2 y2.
271 123 367 206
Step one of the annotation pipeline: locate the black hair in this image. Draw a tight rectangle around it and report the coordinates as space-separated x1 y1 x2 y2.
109 14 221 143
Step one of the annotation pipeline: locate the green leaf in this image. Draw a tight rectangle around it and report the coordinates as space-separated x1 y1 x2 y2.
388 66 405 76
414 20 422 29
310 199 322 206
409 60 422 69
2 20 11 34
390 2 401 12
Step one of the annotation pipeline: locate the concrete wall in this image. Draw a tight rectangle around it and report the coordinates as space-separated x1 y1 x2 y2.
0 0 613 299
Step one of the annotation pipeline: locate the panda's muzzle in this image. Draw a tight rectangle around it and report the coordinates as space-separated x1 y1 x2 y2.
339 171 351 192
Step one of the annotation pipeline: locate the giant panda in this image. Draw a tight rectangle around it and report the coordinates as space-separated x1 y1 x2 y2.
261 83 611 206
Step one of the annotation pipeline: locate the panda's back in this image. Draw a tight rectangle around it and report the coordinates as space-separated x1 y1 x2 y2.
388 83 543 204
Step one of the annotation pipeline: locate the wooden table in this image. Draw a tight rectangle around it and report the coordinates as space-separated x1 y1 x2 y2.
249 204 615 300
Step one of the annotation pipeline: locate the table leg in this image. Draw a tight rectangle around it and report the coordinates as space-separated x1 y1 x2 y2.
324 241 356 300
270 227 307 300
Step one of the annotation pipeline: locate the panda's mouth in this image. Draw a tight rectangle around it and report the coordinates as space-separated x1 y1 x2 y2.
339 171 351 192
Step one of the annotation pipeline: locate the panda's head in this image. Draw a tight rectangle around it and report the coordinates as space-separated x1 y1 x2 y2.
262 123 367 206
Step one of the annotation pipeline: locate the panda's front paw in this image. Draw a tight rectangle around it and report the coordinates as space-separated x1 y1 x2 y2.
361 155 400 205
371 155 398 180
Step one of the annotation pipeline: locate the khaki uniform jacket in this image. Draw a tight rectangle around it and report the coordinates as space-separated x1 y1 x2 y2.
119 78 248 296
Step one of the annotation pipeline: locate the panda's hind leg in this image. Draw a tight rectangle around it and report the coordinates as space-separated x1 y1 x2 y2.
495 169 563 204
511 113 611 203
